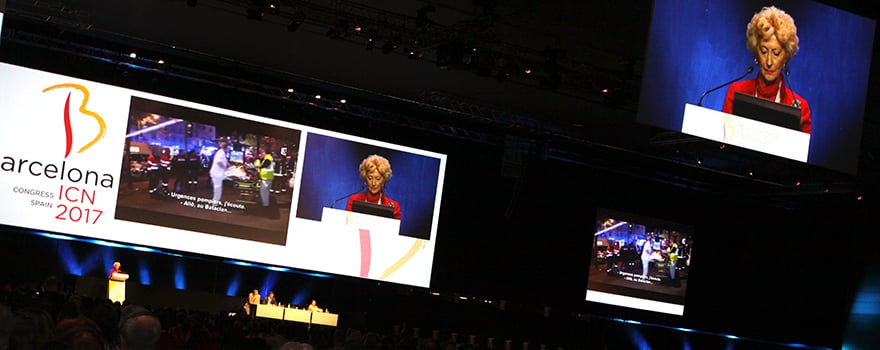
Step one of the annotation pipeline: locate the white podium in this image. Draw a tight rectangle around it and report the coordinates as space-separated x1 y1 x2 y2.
681 103 810 162
321 207 401 235
321 207 402 278
108 272 129 304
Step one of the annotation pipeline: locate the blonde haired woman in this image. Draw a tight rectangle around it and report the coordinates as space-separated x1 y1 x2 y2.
722 6 811 134
345 154 401 219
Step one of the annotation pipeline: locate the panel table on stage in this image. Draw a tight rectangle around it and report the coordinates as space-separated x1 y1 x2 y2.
311 311 339 327
284 308 313 324
255 304 285 320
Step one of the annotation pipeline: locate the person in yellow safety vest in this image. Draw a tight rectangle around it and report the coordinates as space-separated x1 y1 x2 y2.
667 240 679 280
254 148 274 207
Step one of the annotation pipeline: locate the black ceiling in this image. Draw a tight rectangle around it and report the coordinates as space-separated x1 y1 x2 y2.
4 0 877 208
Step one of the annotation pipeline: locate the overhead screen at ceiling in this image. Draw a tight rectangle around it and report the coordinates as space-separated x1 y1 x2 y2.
585 209 694 316
637 0 875 175
0 62 446 288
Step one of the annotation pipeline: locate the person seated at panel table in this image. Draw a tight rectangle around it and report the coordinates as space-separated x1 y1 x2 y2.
721 6 811 134
346 154 402 220
307 299 323 312
263 291 278 306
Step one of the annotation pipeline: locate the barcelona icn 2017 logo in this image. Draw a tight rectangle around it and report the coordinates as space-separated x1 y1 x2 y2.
1 83 116 189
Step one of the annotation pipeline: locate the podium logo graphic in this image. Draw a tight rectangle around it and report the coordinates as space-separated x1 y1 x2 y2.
720 115 735 141
42 84 107 158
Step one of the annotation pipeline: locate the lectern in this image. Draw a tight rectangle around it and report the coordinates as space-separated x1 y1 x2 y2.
108 272 129 304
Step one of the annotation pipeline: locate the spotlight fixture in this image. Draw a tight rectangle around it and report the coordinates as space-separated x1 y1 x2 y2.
406 48 424 60
365 29 377 50
268 0 280 14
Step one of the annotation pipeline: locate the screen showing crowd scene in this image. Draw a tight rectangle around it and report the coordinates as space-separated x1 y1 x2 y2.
637 0 875 174
585 209 694 316
115 97 302 246
0 62 447 288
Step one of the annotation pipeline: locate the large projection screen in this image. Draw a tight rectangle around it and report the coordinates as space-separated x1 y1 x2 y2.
586 209 694 316
0 62 446 288
636 0 875 174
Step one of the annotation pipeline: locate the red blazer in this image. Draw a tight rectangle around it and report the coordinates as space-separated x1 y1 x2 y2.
346 192 402 220
721 78 812 134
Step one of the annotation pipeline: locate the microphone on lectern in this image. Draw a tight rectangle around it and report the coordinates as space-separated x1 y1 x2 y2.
697 66 755 106
329 186 365 209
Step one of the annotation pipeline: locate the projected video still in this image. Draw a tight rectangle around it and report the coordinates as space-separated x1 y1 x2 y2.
115 97 302 245
586 209 694 316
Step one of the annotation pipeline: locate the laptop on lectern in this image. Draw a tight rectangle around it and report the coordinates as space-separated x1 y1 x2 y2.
350 200 396 219
732 92 802 131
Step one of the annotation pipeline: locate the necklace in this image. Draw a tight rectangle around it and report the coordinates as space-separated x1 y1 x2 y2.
754 79 782 103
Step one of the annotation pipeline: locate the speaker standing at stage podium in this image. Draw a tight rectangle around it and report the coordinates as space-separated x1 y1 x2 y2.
721 6 812 134
108 261 129 304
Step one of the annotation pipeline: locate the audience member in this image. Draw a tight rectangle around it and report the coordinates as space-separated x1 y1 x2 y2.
118 305 161 350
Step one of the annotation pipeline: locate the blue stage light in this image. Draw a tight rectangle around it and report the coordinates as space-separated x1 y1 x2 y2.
226 273 241 296
37 232 75 240
90 239 126 248
261 271 278 297
139 260 151 285
301 272 332 278
174 261 186 289
57 241 83 275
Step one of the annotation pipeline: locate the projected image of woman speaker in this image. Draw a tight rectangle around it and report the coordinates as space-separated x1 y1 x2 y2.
722 6 811 134
346 155 402 220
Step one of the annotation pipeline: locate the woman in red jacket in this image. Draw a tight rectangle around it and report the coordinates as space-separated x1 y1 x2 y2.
722 6 811 134
346 154 402 220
